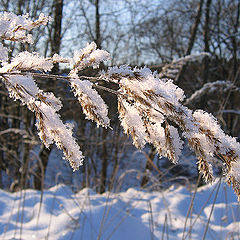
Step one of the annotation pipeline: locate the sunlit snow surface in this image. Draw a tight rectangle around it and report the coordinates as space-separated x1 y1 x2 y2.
0 180 239 239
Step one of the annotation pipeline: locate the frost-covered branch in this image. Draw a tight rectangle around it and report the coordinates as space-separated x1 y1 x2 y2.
185 80 240 106
1 12 240 199
0 12 51 62
159 52 210 81
101 65 240 197
0 12 110 171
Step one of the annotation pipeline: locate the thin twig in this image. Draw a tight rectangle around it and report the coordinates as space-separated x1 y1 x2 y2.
202 178 222 239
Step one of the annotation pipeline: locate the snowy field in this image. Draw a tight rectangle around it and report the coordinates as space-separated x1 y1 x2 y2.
0 179 239 240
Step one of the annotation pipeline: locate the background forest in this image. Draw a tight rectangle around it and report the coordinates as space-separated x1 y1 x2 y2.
0 0 239 194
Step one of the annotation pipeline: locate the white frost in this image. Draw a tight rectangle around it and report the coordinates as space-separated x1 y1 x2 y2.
0 52 53 72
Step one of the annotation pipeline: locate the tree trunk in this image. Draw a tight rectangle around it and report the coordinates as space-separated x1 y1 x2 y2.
20 109 31 189
229 0 240 135
51 0 63 73
185 0 204 56
93 0 109 194
34 0 64 190
203 0 212 84
95 0 101 49
34 145 53 190
100 128 108 193
176 0 204 83
141 146 156 188
108 124 121 191
231 0 240 80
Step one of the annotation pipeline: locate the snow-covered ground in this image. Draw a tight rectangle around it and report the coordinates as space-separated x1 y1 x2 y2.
0 179 239 240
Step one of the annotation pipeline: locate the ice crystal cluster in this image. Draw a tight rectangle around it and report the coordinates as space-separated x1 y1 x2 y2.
1 12 240 198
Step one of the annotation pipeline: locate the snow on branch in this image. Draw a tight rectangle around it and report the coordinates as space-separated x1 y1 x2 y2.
185 80 240 106
0 12 50 43
72 42 110 71
69 71 110 128
0 12 51 62
159 52 210 81
1 12 240 199
1 73 84 170
101 65 240 197
0 52 54 72
0 13 110 171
